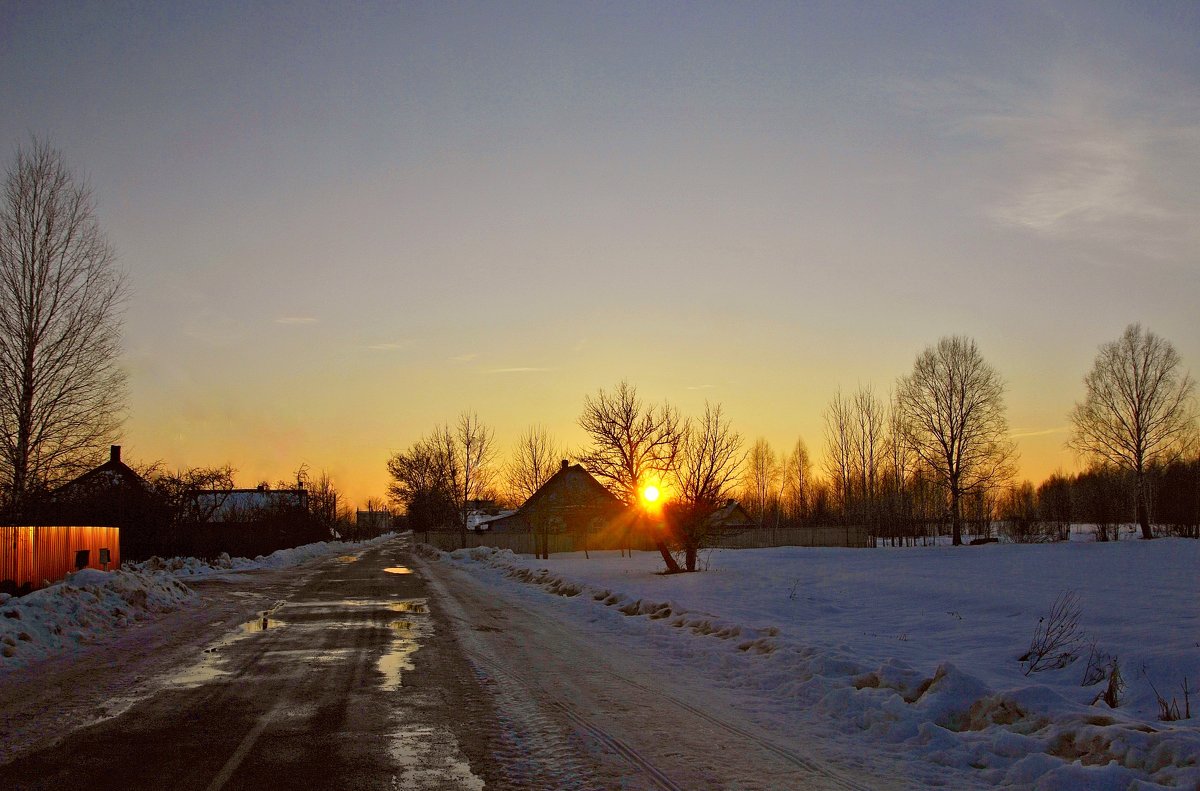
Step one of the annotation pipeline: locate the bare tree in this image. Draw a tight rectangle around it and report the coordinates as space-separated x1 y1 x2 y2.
505 424 562 505
386 433 458 536
823 389 855 515
1069 324 1197 540
895 336 1017 545
454 411 496 548
780 437 813 523
666 402 745 572
577 380 685 571
743 438 779 527
0 139 127 513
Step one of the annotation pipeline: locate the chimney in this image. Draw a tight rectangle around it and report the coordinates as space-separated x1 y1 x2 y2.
110 445 121 464
561 459 569 470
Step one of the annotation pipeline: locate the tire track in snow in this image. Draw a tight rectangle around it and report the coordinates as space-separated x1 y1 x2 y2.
432 552 885 791
422 561 610 791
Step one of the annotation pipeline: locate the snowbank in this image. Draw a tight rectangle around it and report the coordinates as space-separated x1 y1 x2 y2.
129 532 399 577
0 568 196 673
441 539 1200 788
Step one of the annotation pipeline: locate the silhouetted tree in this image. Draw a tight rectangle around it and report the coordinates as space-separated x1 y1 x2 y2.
665 403 745 572
0 139 127 514
505 424 562 505
577 380 685 571
895 336 1017 545
1069 324 1197 539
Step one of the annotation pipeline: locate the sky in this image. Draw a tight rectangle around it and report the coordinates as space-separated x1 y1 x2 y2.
2 1 1198 507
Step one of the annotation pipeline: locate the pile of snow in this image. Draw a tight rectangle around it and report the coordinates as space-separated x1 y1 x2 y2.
0 568 196 673
441 539 1200 788
129 532 399 578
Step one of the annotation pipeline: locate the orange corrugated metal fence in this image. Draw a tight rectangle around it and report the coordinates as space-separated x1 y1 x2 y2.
0 526 121 594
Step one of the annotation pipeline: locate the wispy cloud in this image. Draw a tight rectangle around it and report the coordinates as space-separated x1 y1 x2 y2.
685 384 716 391
450 353 478 363
488 367 554 374
366 341 412 351
1010 425 1070 439
274 316 317 325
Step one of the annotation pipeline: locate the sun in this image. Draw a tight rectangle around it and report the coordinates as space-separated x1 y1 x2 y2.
641 484 660 504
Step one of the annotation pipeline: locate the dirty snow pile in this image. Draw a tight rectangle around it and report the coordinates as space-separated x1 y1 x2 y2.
0 568 196 673
443 538 1200 789
130 532 399 578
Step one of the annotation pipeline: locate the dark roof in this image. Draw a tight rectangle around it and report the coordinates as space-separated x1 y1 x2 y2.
517 463 622 515
53 446 150 496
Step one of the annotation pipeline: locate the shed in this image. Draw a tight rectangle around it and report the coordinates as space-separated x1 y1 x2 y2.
0 525 121 595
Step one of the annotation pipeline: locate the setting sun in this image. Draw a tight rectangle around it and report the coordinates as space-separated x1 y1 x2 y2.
641 485 660 504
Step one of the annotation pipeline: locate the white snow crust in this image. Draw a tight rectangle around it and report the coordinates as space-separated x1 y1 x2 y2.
440 537 1200 788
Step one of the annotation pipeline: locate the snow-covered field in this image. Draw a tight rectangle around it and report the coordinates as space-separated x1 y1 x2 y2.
0 533 396 674
443 538 1200 789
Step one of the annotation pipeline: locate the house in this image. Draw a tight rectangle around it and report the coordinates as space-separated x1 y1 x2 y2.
190 485 308 523
43 445 163 560
482 461 626 536
704 500 757 532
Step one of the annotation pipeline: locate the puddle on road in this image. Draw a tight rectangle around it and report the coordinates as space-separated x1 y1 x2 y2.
334 555 360 564
383 566 414 575
377 599 429 692
242 615 283 633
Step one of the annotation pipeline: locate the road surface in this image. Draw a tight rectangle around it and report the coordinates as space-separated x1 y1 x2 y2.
1 535 891 789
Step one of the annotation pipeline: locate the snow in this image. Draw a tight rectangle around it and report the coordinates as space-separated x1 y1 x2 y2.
438 537 1200 788
0 533 398 674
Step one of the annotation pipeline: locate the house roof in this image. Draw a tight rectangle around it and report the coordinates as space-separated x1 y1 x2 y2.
53 445 150 496
517 462 622 515
705 500 756 528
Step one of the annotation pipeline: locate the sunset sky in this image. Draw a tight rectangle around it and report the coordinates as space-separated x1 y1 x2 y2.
2 2 1198 506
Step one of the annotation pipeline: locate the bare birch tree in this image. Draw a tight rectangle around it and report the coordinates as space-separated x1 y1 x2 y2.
666 402 745 572
823 389 855 516
781 437 813 522
505 424 562 505
743 437 779 526
0 139 126 513
895 336 1017 546
577 380 685 571
455 411 496 548
1069 324 1197 539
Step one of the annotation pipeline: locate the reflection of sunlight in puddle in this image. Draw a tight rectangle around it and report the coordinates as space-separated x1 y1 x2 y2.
242 616 282 633
383 566 413 574
377 599 428 692
335 555 360 564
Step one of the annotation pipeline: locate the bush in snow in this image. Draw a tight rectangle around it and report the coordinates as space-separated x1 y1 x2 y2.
1020 590 1085 675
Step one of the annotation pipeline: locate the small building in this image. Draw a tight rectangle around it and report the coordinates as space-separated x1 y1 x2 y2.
484 461 626 536
0 525 120 595
43 446 162 561
705 500 757 532
190 486 309 523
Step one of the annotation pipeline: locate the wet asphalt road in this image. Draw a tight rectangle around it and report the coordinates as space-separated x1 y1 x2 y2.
4 537 493 790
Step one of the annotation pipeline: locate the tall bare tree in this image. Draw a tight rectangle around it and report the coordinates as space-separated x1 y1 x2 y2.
895 336 1017 545
386 432 458 536
666 402 745 572
0 139 126 512
743 437 779 526
455 411 496 548
505 424 562 505
577 380 685 570
823 389 855 514
1069 324 1197 539
780 437 813 522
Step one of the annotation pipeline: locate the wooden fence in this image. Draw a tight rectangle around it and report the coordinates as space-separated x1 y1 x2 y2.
1 525 121 595
421 524 870 555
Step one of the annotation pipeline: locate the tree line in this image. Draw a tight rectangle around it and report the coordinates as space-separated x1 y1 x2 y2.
389 328 1197 563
